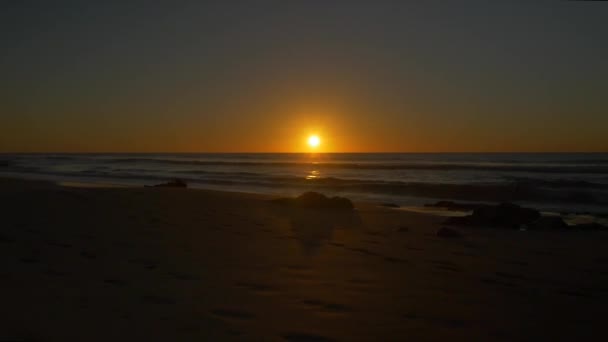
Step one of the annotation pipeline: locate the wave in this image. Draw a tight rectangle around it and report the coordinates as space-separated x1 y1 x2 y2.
3 166 607 205
100 157 608 174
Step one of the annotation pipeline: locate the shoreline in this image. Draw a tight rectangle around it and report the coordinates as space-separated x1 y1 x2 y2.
3 173 608 226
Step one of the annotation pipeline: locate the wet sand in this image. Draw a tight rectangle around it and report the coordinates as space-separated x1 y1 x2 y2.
1 177 608 341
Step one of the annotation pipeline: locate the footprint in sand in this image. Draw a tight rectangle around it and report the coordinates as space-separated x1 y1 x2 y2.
383 256 409 264
402 313 419 320
345 278 375 293
211 308 255 320
503 259 529 266
402 313 467 329
104 278 127 286
348 277 373 285
301 299 353 314
451 251 477 257
129 257 160 270
76 233 95 240
480 277 516 288
281 332 336 342
346 247 381 257
364 231 386 237
80 250 97 259
558 289 592 298
494 271 528 281
428 259 462 272
47 241 72 248
45 269 70 277
396 225 410 232
141 295 176 305
20 257 40 263
169 272 200 281
235 281 278 294
0 233 15 243
436 264 461 272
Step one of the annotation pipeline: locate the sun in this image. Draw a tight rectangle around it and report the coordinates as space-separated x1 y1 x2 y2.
307 135 321 148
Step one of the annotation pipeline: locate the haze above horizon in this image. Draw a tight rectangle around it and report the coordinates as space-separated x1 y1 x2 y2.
1 1 607 153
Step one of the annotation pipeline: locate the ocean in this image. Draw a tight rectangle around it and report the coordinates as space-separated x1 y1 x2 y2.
1 153 607 213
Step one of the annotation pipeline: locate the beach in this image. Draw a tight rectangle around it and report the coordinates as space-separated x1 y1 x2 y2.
1 177 608 341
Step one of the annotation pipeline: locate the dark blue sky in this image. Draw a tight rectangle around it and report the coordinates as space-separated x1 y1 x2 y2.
2 1 607 152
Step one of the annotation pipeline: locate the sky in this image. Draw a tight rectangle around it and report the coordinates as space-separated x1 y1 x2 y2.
1 1 607 153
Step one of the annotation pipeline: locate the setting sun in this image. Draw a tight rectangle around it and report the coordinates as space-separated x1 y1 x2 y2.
307 135 321 148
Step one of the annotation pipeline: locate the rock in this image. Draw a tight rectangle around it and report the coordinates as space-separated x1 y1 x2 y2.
425 201 480 211
444 216 471 225
380 203 400 208
444 202 540 229
295 192 329 207
528 216 568 230
272 192 354 210
437 227 463 238
326 196 354 210
470 202 540 228
147 179 188 188
572 223 608 231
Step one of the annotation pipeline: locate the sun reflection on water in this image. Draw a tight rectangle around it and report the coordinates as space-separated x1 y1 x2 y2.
306 170 320 180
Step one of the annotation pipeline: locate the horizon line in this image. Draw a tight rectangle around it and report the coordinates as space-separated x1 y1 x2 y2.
1 151 607 154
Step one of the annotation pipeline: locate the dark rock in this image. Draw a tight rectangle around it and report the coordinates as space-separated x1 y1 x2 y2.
528 216 568 230
272 192 354 210
572 223 608 231
470 202 540 228
147 179 188 188
444 216 471 225
425 201 480 211
380 202 400 208
437 227 463 238
327 196 354 210
444 202 540 229
270 197 292 206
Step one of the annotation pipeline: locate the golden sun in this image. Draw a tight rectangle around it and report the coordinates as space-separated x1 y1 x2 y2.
307 135 321 148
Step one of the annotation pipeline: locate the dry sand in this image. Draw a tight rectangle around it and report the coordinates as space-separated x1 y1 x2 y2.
2 177 608 341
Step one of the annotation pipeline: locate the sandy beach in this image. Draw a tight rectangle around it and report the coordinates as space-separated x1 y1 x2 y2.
2 177 608 341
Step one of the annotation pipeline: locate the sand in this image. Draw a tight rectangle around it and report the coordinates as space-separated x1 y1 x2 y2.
1 177 608 341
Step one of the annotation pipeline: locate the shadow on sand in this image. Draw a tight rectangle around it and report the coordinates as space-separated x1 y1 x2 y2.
270 206 362 255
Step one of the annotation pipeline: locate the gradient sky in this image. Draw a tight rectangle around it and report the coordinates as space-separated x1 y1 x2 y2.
1 1 607 153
